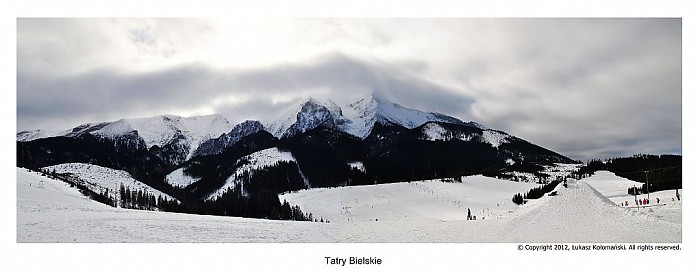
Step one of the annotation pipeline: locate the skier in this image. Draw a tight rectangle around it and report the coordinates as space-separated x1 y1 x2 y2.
676 189 681 201
656 197 660 204
625 200 628 206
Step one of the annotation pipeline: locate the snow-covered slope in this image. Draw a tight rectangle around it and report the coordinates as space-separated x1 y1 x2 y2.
18 167 680 242
420 122 513 144
17 122 109 142
17 167 331 243
206 147 300 200
42 163 177 202
93 114 232 159
17 129 67 142
580 170 643 199
265 92 476 139
18 114 232 160
265 97 348 138
500 179 681 242
339 93 466 138
193 120 265 157
580 171 682 223
280 175 538 223
480 129 511 148
17 167 107 210
165 168 202 189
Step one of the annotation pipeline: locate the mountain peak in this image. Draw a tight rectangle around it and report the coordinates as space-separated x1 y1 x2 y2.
192 119 265 158
263 92 479 139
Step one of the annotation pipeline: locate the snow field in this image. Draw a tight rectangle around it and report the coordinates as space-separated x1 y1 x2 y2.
17 168 681 242
17 168 333 243
42 163 177 202
165 167 202 189
280 175 538 223
480 130 510 148
581 171 682 225
503 178 681 242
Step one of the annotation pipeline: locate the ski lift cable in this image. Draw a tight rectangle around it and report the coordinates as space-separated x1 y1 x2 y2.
613 166 682 175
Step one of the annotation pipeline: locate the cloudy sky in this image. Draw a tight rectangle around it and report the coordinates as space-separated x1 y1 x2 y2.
16 18 681 161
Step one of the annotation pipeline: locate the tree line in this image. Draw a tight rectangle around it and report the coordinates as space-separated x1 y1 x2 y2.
512 179 561 205
118 184 179 211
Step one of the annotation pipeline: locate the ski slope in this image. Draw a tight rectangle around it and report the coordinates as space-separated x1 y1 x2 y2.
581 171 682 225
17 168 681 243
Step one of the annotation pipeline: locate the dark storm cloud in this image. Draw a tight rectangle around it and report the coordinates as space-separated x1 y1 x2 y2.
17 53 474 131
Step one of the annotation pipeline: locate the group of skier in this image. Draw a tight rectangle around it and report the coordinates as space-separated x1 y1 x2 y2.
620 189 682 207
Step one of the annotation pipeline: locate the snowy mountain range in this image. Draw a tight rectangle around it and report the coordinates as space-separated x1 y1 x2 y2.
18 92 487 163
19 114 233 164
265 93 482 139
17 92 575 220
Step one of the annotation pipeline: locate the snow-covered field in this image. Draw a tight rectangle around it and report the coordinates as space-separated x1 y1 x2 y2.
43 163 177 202
17 168 680 243
280 175 538 223
17 168 331 242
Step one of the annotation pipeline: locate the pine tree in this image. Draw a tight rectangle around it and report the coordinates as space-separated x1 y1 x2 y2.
125 188 132 209
119 185 126 208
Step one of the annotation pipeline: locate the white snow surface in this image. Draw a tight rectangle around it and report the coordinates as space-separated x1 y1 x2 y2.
281 175 537 223
420 122 448 141
581 171 683 224
42 163 176 202
17 129 69 142
165 168 202 189
17 167 330 243
18 168 680 242
339 93 464 138
206 147 297 200
581 170 642 199
481 129 510 148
